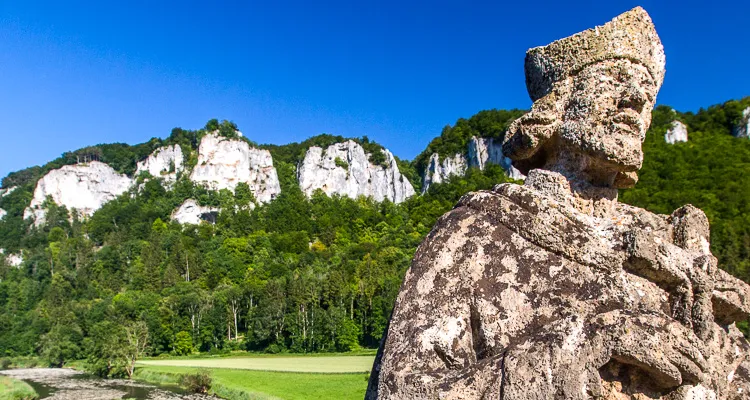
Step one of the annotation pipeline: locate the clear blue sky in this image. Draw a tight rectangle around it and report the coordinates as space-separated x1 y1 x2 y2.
1 0 748 180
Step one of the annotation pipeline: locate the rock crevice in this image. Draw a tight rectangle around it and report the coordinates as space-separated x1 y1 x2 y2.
190 133 281 204
422 136 524 193
297 140 415 203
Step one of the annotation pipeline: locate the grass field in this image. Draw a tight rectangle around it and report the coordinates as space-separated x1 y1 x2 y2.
134 365 369 400
138 355 375 373
0 375 38 400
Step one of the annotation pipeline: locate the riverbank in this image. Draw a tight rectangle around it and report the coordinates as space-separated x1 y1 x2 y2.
134 366 368 400
0 375 38 400
0 368 212 400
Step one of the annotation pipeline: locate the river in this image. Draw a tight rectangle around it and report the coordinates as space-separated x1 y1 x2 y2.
0 368 215 400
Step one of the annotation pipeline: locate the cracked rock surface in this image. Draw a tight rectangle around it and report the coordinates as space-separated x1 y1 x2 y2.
24 161 132 226
368 7 750 400
298 140 415 203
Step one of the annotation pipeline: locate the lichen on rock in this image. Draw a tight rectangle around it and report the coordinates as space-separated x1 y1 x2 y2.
368 7 750 400
297 140 415 203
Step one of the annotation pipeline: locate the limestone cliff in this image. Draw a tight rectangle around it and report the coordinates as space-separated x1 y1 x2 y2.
190 133 281 204
136 144 184 183
24 161 133 225
297 140 415 203
0 209 6 220
421 136 524 193
664 120 688 144
733 107 750 138
171 199 220 225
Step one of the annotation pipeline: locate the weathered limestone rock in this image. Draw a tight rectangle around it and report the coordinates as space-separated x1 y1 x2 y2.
1 251 23 267
422 153 467 193
665 120 689 144
422 137 524 194
171 199 219 225
0 209 5 219
297 141 415 203
190 133 281 204
368 7 750 400
24 161 133 225
136 144 184 183
0 186 17 198
733 107 750 138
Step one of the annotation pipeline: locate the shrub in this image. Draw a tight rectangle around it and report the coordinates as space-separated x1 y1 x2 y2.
180 370 212 393
0 358 11 370
174 331 194 356
334 157 348 170
264 343 282 354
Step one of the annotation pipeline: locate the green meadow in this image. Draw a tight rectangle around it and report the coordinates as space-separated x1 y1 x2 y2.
134 362 370 400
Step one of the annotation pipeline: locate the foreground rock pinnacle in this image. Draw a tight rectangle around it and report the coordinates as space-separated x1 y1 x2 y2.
366 7 750 400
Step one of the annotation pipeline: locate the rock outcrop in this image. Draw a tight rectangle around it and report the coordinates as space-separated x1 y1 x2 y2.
0 187 16 219
136 144 184 183
190 133 281 204
421 136 524 193
171 199 219 225
24 161 133 225
665 120 688 144
297 141 415 203
733 107 750 138
1 250 23 267
0 187 17 198
368 8 750 400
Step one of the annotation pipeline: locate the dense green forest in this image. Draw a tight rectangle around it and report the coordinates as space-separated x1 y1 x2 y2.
0 98 749 378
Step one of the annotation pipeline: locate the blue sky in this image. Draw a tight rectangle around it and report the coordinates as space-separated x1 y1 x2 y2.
1 0 748 180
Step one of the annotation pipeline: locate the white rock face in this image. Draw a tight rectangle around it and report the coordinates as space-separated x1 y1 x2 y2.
136 145 184 183
297 140 415 203
24 161 133 225
422 153 467 193
5 253 23 267
422 136 524 193
0 186 17 198
190 133 281 203
733 107 750 138
0 208 6 219
171 199 219 225
665 120 688 144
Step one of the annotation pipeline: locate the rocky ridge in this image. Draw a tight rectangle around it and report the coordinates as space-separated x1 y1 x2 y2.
733 107 750 138
297 140 415 203
422 136 524 193
190 133 281 204
135 144 184 183
665 120 688 144
24 161 133 226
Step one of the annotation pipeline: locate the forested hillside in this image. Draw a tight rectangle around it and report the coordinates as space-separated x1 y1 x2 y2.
0 98 749 377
